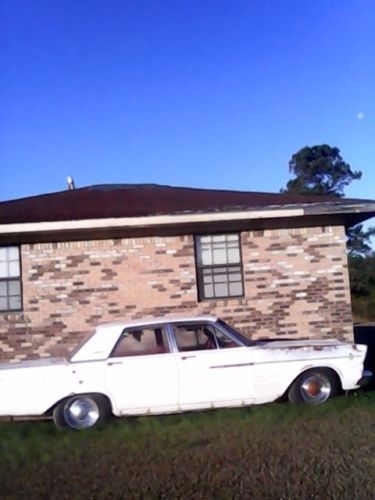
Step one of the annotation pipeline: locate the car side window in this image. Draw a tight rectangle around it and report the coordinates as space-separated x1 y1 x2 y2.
173 323 241 352
214 327 241 348
173 324 218 352
111 327 169 357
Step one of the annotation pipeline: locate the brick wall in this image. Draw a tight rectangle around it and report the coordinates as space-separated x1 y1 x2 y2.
0 225 353 362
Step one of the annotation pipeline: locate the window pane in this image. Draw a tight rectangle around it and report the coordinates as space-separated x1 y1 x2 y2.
214 272 227 283
203 284 214 298
227 234 239 242
199 236 211 244
0 262 7 277
8 247 19 260
196 234 243 300
214 282 229 297
200 265 244 300
200 247 212 266
9 296 21 310
8 261 20 277
0 247 22 311
9 280 21 296
0 282 7 296
213 327 241 348
197 234 241 267
174 324 217 351
212 235 225 242
174 327 200 350
227 248 240 263
203 270 235 297
212 246 227 265
229 282 243 296
0 297 8 310
112 328 167 357
228 274 242 284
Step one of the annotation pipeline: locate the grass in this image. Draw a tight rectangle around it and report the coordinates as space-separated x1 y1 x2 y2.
0 391 374 499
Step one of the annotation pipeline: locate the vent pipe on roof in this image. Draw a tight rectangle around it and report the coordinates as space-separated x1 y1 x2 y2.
67 176 76 190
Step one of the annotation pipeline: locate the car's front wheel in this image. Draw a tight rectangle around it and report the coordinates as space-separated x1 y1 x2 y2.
288 369 340 405
53 394 111 430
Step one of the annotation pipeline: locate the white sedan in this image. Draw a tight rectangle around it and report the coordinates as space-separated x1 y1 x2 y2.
0 315 371 429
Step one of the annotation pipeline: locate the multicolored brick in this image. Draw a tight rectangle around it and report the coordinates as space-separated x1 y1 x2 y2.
0 225 353 362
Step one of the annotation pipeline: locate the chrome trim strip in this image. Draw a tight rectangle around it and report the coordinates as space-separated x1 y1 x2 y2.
253 355 352 365
210 354 354 370
210 362 255 369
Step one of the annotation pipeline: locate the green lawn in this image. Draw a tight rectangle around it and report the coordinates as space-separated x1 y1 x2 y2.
1 392 374 499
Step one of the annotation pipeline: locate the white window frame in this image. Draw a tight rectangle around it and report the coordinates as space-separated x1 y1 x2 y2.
0 246 22 312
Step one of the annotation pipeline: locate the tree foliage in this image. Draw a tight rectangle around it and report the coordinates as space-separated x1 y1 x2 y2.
349 254 375 321
346 225 375 257
285 145 362 197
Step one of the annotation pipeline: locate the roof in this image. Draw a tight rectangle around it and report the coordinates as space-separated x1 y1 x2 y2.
96 314 219 330
1 184 375 243
1 183 375 224
70 314 220 362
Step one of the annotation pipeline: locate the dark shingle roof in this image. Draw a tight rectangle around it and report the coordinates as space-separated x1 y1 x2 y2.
0 183 374 224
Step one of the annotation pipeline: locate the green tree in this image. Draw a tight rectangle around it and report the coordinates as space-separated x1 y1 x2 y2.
285 144 362 197
346 225 375 257
282 144 370 257
347 226 375 321
349 254 375 321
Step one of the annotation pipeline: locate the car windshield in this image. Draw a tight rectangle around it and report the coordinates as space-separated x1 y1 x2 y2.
68 329 97 360
217 320 256 346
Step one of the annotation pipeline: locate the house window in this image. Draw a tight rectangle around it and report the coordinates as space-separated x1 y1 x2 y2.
195 234 244 300
0 247 22 312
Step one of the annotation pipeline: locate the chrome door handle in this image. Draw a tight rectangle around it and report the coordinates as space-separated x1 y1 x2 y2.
181 355 196 360
107 361 123 366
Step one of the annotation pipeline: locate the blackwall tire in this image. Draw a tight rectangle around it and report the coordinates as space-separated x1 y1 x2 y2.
288 369 340 405
53 394 111 430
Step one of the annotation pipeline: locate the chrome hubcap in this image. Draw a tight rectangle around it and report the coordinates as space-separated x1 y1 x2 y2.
300 373 331 404
63 397 100 429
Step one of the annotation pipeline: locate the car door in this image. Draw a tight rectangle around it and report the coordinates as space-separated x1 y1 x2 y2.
171 322 257 410
105 324 179 415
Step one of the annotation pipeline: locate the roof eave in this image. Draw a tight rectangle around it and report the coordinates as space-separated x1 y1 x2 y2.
0 203 374 244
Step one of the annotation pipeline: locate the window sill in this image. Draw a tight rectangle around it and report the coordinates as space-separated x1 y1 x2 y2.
198 295 245 303
0 310 24 321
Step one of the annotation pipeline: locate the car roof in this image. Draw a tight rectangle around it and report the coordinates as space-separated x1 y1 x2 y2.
96 315 219 329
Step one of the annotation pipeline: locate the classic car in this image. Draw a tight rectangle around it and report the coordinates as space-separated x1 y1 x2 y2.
0 315 371 429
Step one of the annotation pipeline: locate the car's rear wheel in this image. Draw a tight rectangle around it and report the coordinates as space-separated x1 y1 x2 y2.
53 394 110 430
288 369 340 405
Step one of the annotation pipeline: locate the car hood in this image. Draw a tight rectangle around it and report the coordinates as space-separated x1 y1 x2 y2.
258 338 368 354
259 339 347 350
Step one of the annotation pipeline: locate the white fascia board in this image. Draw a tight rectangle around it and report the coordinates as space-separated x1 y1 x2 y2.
303 202 375 214
0 208 305 235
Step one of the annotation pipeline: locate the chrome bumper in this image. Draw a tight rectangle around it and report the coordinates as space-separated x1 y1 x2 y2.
357 370 373 387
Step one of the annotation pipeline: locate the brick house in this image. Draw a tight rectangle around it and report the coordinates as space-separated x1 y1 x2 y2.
1 183 375 362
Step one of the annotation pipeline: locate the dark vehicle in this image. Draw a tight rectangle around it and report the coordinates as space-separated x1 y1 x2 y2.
354 324 375 388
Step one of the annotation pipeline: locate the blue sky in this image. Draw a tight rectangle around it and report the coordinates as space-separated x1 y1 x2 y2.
1 0 374 202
